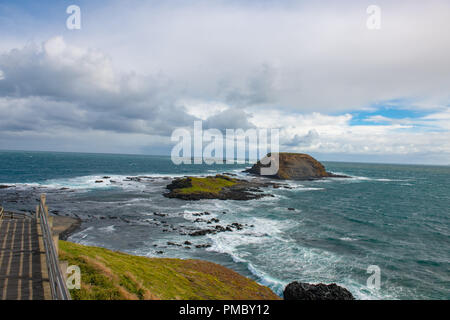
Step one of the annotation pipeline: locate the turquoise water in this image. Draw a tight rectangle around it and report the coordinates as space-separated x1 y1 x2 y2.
0 150 449 299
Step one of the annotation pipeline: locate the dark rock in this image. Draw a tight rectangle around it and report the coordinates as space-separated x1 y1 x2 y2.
0 185 14 189
95 180 103 183
288 208 296 211
195 244 212 249
215 225 226 232
189 229 216 236
166 177 192 190
283 282 355 300
153 212 167 217
230 222 244 230
124 176 142 182
189 222 246 237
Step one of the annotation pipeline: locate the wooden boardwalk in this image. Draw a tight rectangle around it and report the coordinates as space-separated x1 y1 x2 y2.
0 213 51 300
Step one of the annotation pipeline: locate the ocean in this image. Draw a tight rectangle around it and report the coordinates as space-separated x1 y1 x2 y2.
0 150 449 299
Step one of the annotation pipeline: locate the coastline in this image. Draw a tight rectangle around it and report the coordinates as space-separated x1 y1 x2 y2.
52 214 281 300
52 215 82 240
1 153 449 299
58 240 281 300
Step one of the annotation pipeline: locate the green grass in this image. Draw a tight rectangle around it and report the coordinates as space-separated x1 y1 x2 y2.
59 240 280 300
177 176 237 195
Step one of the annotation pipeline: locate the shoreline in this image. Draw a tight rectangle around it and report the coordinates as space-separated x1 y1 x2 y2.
58 240 281 300
51 214 281 300
1 159 447 300
52 215 82 240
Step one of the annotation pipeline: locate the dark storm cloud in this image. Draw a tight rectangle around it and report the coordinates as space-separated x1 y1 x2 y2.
0 37 196 136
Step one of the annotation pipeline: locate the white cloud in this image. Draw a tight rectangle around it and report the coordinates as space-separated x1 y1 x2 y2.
248 108 450 162
420 107 450 130
44 36 66 56
57 0 450 113
181 100 229 120
1 1 450 163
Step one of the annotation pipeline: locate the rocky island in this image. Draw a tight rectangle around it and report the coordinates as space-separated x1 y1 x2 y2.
164 174 281 200
164 153 347 200
245 152 348 180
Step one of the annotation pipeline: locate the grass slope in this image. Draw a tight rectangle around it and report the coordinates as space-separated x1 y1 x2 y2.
178 176 237 195
59 240 280 300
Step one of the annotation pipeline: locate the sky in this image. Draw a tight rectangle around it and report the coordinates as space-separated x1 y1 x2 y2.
0 0 449 164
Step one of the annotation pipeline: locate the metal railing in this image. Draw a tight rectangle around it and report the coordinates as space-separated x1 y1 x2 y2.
37 195 71 300
0 206 4 220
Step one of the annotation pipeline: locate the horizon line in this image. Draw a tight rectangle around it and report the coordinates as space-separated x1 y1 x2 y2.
0 148 448 167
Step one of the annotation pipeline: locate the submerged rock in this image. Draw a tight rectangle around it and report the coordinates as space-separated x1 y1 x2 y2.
246 152 348 180
283 281 355 300
195 244 212 249
189 229 216 236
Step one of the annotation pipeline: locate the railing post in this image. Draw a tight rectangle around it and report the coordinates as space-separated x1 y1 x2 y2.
35 204 40 220
53 234 59 257
37 193 71 300
59 261 68 281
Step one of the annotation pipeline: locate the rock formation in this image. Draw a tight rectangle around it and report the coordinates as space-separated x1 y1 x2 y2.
165 175 266 200
283 281 355 300
246 152 347 180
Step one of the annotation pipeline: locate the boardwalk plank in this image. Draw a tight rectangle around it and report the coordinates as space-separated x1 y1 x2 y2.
0 215 50 300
